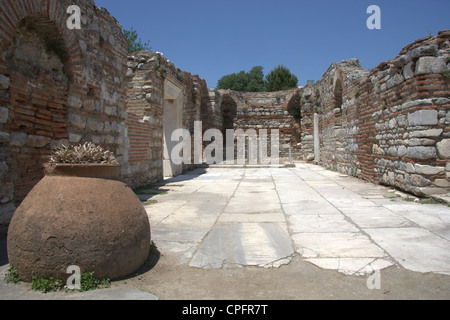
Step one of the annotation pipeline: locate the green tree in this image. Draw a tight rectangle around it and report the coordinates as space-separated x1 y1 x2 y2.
217 66 266 92
123 27 151 53
265 65 299 92
246 66 266 92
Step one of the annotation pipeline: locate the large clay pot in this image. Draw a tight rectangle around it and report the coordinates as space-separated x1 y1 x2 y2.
7 163 151 282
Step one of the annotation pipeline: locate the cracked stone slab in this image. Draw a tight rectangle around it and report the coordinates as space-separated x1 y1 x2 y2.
383 203 450 240
225 193 281 214
293 232 386 258
189 223 294 269
364 227 450 275
288 214 359 233
340 206 415 229
304 257 394 276
282 202 341 215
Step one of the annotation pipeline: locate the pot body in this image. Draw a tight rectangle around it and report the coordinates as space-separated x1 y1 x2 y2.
7 164 151 281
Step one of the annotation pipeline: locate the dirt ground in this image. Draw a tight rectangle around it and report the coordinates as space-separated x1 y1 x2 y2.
1 237 449 300
110 247 450 300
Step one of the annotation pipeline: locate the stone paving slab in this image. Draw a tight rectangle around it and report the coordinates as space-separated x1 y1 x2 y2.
340 206 415 229
292 232 387 259
364 227 450 275
287 214 360 233
143 163 450 276
189 223 293 269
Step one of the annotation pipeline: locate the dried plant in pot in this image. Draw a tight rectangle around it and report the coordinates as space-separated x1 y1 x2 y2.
7 143 151 282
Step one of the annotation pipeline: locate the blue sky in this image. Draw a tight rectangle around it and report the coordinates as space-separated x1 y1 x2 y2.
95 0 450 88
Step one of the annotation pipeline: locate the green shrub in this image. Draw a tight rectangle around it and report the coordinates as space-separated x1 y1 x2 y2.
4 266 20 284
79 271 110 292
31 274 64 293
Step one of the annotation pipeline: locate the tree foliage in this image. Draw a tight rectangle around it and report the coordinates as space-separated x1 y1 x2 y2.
265 65 299 92
217 66 266 92
217 65 299 92
123 27 151 53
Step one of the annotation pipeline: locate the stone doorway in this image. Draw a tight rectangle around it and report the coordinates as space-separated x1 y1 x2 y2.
163 76 184 178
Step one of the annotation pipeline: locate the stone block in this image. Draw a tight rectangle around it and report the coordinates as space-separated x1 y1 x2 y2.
83 99 95 112
26 135 51 148
87 118 105 132
433 98 450 106
0 107 8 123
414 164 445 175
387 146 398 157
415 56 447 75
409 129 442 138
403 61 415 80
397 145 407 157
436 139 450 159
69 133 82 143
0 75 10 90
68 113 87 129
408 109 438 126
405 44 438 63
434 179 450 188
67 94 83 109
405 146 437 160
9 132 27 147
0 131 9 143
408 138 437 146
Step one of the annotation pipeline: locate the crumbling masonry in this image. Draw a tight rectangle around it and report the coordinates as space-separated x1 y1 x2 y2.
0 0 449 237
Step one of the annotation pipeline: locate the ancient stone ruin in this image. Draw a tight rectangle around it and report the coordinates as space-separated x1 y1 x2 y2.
0 0 449 238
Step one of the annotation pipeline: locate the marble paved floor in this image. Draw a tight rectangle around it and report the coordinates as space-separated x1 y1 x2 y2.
141 163 450 276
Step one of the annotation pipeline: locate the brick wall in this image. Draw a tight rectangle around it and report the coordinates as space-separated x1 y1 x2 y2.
124 112 161 188
0 0 128 236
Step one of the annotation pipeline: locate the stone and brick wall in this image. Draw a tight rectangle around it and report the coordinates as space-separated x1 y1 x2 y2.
0 0 128 235
315 31 450 197
123 51 211 187
213 89 306 160
0 0 448 237
214 31 449 196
